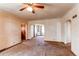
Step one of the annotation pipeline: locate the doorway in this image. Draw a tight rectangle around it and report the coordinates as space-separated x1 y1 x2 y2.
31 24 45 44
21 23 27 41
31 24 44 37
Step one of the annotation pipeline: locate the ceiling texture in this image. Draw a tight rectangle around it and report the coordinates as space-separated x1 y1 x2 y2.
0 3 76 21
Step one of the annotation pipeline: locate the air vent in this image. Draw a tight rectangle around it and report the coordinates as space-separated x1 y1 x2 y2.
72 14 77 19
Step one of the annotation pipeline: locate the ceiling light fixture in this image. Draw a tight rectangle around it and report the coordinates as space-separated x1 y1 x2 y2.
26 6 33 12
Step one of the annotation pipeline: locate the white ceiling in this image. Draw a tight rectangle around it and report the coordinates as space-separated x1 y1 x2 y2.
0 3 76 21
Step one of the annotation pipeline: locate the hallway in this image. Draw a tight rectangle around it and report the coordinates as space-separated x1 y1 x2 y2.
0 37 75 56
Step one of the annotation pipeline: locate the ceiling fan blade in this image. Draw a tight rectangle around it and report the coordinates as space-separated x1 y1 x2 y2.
19 3 29 11
19 7 26 11
32 3 44 9
34 5 44 9
32 10 35 14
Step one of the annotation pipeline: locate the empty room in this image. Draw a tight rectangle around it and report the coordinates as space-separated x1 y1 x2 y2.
0 3 78 56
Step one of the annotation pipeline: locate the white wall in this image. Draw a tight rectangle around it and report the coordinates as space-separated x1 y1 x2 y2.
0 11 26 50
61 4 79 55
28 19 62 42
61 20 71 43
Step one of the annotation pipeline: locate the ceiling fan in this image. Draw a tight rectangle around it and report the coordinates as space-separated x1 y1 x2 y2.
19 3 44 14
